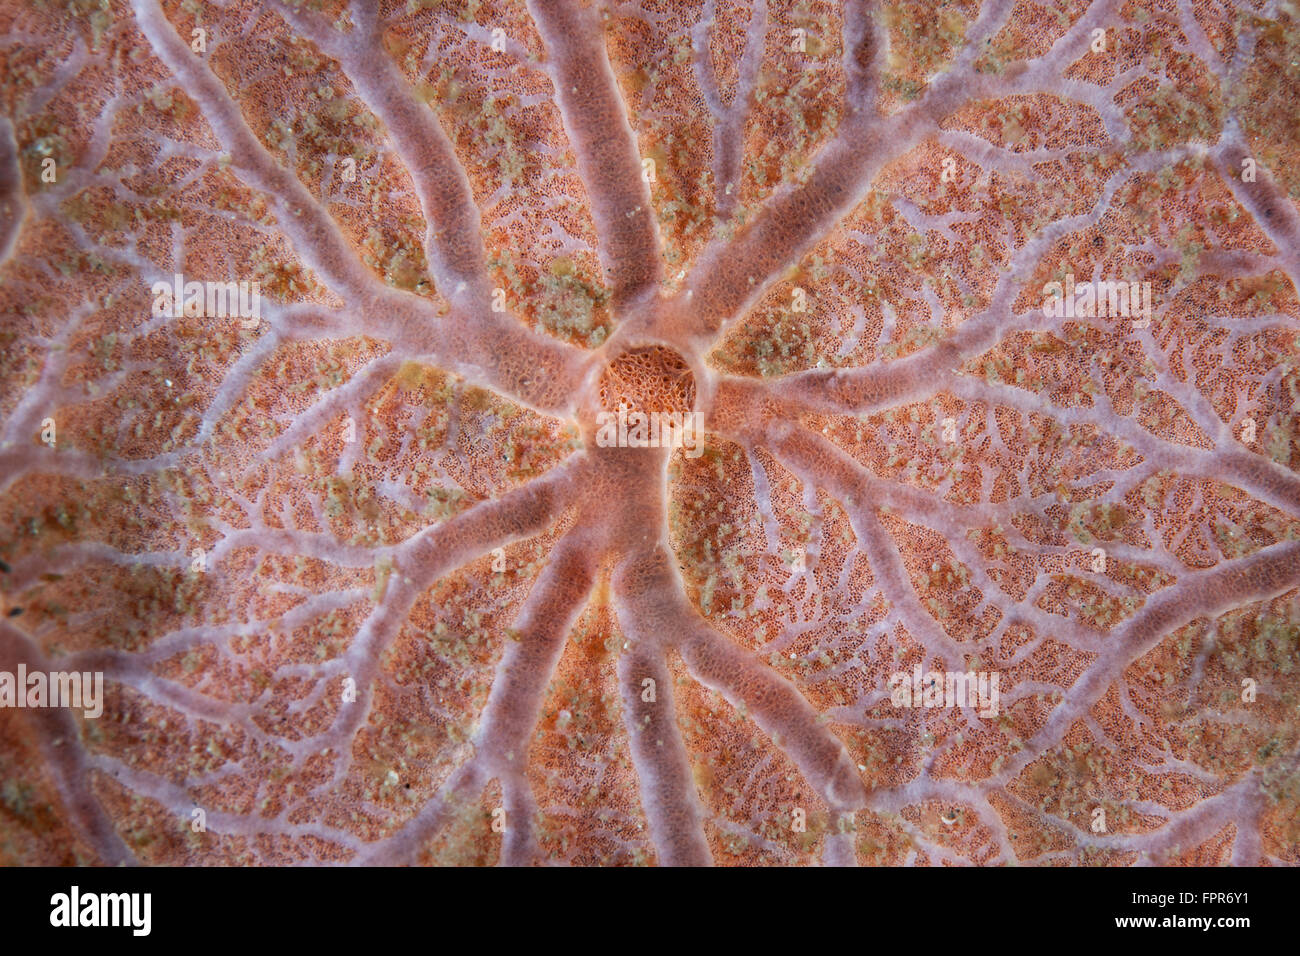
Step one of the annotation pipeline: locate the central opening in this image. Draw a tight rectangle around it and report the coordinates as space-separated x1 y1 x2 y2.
597 345 697 416
589 345 703 458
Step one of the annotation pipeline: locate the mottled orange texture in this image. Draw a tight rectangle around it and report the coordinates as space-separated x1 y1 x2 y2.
0 0 1298 868
597 345 696 415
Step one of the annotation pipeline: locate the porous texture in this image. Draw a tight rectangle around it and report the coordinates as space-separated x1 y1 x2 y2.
597 346 696 415
0 0 1298 867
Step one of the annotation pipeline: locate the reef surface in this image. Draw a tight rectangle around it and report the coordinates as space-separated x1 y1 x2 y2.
1 0 1299 866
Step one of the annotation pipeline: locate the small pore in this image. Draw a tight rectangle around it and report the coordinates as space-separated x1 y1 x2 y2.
597 345 696 416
